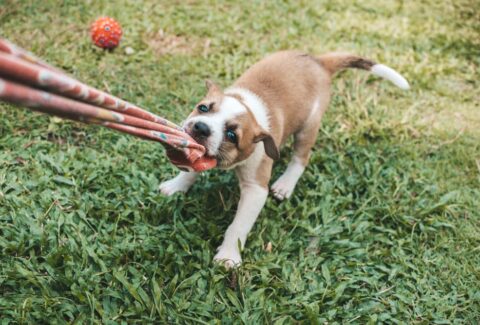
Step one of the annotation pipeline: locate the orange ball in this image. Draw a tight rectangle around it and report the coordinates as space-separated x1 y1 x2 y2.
90 17 122 49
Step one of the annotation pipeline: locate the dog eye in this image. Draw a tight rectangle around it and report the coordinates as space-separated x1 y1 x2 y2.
197 104 209 113
225 129 237 143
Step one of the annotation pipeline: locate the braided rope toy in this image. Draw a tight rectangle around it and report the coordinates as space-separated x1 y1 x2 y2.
0 38 216 172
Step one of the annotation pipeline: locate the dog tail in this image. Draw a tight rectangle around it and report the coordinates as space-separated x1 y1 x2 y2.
316 52 410 90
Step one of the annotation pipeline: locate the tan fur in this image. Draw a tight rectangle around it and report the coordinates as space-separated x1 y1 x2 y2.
191 51 382 187
230 51 332 186
235 51 330 144
188 51 336 184
163 50 408 267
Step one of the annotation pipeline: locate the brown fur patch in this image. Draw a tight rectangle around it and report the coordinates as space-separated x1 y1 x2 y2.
190 51 382 184
216 111 266 167
229 51 335 184
225 94 279 161
316 52 375 75
234 51 331 147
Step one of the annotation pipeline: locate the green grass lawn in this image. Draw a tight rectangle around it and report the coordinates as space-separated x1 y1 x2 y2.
1 0 479 323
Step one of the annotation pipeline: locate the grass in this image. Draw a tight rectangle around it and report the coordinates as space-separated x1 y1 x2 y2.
1 0 479 323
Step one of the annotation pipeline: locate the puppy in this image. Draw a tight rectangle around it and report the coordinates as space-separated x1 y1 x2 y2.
160 51 409 267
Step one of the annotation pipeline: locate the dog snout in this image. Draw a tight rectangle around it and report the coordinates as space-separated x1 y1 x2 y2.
192 121 211 138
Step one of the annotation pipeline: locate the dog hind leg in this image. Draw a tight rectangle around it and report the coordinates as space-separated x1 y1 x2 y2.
271 97 327 200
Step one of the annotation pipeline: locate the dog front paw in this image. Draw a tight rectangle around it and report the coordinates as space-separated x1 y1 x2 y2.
159 174 195 196
214 245 242 269
271 177 296 200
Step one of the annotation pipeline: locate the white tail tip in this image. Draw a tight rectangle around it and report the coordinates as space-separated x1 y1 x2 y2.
371 64 410 90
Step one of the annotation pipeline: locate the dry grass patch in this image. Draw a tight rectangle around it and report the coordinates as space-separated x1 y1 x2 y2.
147 29 210 56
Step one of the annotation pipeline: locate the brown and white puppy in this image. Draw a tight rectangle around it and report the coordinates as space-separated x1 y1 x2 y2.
160 51 409 267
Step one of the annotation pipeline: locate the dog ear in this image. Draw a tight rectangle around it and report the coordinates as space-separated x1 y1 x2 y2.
254 131 279 161
205 79 222 96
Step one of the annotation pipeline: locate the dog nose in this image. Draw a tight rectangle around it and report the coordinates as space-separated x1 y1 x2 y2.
192 122 211 137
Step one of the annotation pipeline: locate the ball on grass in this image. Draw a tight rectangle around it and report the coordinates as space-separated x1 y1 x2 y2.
90 17 122 49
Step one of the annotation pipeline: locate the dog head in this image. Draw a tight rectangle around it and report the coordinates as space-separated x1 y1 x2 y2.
183 80 279 169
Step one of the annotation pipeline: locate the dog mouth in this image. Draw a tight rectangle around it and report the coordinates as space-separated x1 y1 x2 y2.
187 131 229 167
183 120 227 163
